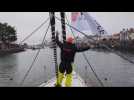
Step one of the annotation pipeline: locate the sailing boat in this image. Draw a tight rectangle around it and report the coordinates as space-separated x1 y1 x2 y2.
21 12 106 87
40 12 107 87
40 12 89 87
20 12 134 87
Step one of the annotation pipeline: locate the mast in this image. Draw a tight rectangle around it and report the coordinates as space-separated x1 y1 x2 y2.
49 12 58 79
60 12 66 43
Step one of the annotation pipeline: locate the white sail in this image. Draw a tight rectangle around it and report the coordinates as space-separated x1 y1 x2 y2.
82 12 108 36
71 12 108 37
71 12 91 37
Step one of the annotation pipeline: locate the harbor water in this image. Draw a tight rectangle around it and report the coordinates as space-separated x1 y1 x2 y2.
0 47 134 87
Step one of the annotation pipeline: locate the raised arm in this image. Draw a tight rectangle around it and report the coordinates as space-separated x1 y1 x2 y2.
75 43 90 52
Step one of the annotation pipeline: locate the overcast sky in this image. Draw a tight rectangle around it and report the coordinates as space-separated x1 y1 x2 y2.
0 12 134 44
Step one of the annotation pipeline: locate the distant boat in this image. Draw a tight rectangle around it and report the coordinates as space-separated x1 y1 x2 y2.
0 47 25 55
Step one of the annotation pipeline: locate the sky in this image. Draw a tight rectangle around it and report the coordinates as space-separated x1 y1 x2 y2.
0 12 134 44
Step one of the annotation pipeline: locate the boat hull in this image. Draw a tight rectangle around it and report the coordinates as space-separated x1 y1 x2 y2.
40 72 87 87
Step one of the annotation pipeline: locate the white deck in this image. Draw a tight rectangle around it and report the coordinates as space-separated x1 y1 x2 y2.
40 72 87 87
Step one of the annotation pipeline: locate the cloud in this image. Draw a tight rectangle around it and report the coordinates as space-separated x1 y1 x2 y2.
0 12 134 43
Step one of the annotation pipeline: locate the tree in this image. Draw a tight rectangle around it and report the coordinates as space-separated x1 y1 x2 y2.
0 22 17 44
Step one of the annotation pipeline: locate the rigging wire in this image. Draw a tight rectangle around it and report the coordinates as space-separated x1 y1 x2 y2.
65 14 104 87
55 16 134 65
82 53 104 87
20 23 50 86
19 17 49 44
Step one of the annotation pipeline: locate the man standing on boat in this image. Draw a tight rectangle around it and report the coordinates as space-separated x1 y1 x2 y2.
55 31 91 87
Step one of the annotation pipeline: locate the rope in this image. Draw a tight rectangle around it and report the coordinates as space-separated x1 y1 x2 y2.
20 23 50 86
82 53 104 87
19 17 49 44
55 16 134 65
65 14 104 87
41 23 51 47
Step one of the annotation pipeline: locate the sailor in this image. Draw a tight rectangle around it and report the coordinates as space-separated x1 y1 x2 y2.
55 31 91 87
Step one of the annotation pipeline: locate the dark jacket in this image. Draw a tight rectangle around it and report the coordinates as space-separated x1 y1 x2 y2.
56 35 90 63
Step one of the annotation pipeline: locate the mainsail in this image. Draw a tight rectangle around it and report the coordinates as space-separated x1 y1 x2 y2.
71 12 108 37
71 12 91 37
